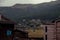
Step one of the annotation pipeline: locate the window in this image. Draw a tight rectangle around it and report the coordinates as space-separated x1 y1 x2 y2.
45 26 47 32
6 30 12 36
45 35 47 40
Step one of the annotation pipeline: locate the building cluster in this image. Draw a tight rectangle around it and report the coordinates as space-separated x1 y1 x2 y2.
15 19 41 30
0 14 60 40
15 17 60 40
0 14 28 40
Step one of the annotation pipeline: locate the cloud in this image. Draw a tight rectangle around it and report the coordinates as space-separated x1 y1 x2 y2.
0 0 56 6
0 0 4 3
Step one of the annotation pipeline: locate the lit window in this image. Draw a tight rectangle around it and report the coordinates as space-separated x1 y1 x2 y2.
6 30 12 36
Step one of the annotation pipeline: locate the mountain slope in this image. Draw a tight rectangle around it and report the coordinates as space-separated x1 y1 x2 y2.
0 0 60 22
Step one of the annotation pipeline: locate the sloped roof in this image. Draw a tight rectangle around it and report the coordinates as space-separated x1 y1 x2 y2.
14 29 28 38
52 16 60 23
0 14 16 24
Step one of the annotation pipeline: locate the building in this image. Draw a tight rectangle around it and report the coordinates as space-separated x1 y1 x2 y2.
27 27 44 40
13 29 28 40
41 17 60 40
15 16 60 40
41 23 55 40
0 14 16 40
15 23 44 40
53 17 60 40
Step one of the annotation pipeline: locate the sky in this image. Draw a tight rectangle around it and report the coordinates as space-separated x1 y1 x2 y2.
0 0 56 6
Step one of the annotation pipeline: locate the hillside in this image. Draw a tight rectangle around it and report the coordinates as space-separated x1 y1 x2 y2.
0 0 60 22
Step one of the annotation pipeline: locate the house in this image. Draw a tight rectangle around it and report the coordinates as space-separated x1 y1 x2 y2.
41 17 60 40
13 29 28 40
24 27 44 40
15 23 44 40
41 23 55 40
0 14 16 40
52 17 60 40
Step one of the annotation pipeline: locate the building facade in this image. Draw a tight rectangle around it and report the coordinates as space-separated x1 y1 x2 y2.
41 18 60 40
0 14 16 40
41 24 56 40
13 29 28 40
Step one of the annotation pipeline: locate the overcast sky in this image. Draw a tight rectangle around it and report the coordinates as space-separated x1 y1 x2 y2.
0 0 56 6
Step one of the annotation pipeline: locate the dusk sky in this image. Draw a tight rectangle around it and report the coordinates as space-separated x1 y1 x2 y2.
0 0 56 6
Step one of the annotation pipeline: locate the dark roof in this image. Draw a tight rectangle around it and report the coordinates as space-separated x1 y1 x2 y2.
42 22 54 25
41 20 54 25
0 14 16 24
14 29 28 38
14 29 27 34
52 17 60 23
